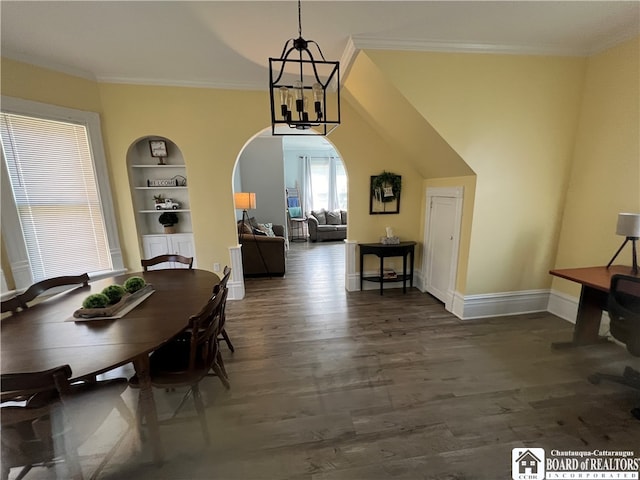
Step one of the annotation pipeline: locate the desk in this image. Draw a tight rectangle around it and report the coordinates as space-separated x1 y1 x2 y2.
1 269 219 463
549 265 638 348
359 242 416 295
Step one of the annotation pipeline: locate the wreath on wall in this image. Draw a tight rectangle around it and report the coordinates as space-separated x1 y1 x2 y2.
371 171 402 202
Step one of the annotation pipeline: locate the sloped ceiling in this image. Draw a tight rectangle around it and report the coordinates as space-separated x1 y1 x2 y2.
344 51 473 179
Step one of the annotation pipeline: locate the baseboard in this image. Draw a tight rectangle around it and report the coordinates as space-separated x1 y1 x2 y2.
547 289 578 324
452 289 550 320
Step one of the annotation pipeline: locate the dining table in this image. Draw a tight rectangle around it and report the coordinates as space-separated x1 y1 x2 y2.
1 268 220 464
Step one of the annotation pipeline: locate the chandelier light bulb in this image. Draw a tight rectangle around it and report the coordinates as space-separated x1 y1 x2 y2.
279 87 289 118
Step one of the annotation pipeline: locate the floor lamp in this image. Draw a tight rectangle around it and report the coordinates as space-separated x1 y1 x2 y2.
234 192 270 277
607 212 640 275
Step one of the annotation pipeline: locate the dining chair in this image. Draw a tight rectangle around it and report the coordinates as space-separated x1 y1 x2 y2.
1 365 135 480
141 254 193 271
13 274 90 312
128 286 230 444
217 266 235 352
1 296 23 315
588 274 640 419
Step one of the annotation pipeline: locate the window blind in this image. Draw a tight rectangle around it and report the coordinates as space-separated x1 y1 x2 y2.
0 112 112 281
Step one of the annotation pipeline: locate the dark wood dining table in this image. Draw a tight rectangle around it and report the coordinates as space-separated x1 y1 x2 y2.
1 268 220 464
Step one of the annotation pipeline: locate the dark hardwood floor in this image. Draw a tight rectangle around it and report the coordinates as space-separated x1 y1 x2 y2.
21 241 640 479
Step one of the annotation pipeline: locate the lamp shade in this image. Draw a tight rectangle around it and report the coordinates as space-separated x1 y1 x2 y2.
234 192 256 210
616 213 640 238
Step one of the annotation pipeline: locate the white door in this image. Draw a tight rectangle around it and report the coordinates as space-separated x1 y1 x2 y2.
423 187 463 310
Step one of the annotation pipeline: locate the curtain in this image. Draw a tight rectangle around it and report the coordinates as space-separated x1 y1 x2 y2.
302 155 313 215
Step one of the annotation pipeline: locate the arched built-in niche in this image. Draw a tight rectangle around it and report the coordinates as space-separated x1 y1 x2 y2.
126 136 195 266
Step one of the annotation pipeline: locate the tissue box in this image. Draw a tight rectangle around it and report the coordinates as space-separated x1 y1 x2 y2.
381 236 400 245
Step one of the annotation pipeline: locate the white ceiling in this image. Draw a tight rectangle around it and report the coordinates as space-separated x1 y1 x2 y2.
2 1 639 90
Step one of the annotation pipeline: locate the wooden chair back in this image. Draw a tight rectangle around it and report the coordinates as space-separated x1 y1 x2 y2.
219 266 231 289
13 273 90 312
187 287 227 374
1 296 23 315
1 365 83 479
141 254 193 271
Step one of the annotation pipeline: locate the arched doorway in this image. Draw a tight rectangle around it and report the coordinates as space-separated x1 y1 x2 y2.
231 129 348 297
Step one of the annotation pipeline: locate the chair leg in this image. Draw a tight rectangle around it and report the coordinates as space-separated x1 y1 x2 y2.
171 390 193 419
216 350 228 379
221 329 234 352
14 466 33 480
211 360 230 390
190 384 210 445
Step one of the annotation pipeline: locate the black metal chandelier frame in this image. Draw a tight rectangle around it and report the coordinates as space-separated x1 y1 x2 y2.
269 0 340 136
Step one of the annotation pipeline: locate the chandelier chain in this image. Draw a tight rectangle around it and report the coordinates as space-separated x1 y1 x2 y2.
298 0 302 38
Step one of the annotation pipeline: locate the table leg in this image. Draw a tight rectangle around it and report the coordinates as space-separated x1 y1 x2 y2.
409 249 414 288
360 252 364 291
133 354 164 464
552 286 610 349
402 254 407 293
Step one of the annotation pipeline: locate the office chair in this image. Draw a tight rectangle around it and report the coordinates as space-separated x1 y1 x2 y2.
588 274 640 419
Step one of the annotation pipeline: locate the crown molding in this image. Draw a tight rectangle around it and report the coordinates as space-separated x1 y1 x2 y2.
95 75 265 91
2 50 97 81
351 35 589 57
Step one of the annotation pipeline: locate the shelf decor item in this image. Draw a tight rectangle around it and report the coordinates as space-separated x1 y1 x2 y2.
159 211 179 234
370 172 401 214
149 140 168 165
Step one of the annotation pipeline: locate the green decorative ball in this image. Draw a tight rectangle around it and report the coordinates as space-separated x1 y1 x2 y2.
101 284 126 304
82 293 110 309
124 276 146 293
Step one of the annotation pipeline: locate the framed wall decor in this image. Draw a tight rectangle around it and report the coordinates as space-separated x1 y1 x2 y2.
370 172 401 214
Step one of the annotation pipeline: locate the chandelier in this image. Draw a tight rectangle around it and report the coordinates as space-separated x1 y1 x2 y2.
269 0 340 136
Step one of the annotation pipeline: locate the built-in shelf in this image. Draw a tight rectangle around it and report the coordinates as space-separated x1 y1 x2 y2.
131 164 186 168
127 138 195 262
134 186 188 190
139 209 190 213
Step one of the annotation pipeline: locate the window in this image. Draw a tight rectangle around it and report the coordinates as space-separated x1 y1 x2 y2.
309 156 347 211
1 97 123 289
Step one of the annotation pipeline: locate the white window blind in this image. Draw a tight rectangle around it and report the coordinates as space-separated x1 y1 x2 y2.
0 112 112 281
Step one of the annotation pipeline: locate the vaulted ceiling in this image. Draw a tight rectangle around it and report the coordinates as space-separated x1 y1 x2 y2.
2 1 638 90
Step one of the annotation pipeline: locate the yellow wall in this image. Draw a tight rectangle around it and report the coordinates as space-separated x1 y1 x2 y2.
552 36 640 297
1 58 426 276
2 35 637 299
366 50 587 295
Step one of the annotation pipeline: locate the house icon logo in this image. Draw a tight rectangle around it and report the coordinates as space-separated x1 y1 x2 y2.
512 448 545 480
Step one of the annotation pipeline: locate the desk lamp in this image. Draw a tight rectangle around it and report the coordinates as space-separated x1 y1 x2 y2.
607 213 640 274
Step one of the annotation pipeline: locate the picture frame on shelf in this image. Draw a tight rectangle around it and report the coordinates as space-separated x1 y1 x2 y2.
149 140 168 165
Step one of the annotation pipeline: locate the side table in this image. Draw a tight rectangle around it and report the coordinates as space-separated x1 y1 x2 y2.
290 217 308 242
359 241 416 295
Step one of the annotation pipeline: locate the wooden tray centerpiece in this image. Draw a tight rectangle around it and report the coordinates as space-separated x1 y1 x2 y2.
73 279 155 320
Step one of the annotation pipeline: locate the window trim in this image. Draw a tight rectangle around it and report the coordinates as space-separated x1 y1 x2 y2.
1 96 124 290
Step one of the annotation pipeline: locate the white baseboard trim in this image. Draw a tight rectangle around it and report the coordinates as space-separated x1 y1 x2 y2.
452 289 550 320
547 290 578 324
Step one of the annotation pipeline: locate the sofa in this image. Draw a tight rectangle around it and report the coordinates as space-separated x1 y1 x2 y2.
307 209 347 242
238 219 286 277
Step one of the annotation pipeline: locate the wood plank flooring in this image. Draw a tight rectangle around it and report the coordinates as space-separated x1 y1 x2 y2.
19 241 640 479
